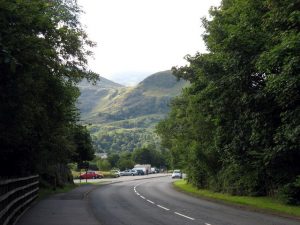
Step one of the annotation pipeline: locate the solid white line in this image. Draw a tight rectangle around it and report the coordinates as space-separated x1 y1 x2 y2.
205 223 211 225
174 212 195 221
147 199 155 204
157 205 170 211
140 196 145 199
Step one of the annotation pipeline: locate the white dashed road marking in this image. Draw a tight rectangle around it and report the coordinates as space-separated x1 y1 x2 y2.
133 182 205 223
174 212 195 221
147 199 155 204
156 204 170 211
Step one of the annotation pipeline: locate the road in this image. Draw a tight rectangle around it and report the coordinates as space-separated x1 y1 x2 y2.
89 176 299 225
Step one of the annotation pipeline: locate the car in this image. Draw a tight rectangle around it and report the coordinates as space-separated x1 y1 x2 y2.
135 169 144 175
79 171 104 179
111 170 120 177
171 170 182 179
120 169 138 176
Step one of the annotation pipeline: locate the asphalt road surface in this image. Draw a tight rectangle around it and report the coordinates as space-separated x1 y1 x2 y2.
89 176 300 225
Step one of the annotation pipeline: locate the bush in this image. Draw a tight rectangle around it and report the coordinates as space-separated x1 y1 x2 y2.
278 176 300 205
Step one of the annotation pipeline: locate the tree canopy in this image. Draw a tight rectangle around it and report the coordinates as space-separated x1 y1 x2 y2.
156 0 300 204
0 0 97 185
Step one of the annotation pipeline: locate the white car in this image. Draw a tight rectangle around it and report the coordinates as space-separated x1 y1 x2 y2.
171 170 182 179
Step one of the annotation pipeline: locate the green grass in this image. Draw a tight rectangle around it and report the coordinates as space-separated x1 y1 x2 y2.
39 183 78 200
173 180 300 218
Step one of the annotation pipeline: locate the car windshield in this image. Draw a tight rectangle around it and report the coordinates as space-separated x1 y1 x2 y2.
174 170 181 173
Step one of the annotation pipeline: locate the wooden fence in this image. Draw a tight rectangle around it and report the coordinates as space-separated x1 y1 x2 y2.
0 175 39 225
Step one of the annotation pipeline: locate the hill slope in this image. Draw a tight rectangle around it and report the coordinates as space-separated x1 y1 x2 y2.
77 70 188 153
77 76 124 117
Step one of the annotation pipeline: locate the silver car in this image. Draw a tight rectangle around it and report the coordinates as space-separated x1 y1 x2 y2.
120 169 138 176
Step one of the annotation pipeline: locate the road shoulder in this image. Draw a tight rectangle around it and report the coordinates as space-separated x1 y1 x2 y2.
16 184 101 225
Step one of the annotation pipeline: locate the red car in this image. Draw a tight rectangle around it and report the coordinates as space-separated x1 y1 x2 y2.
79 171 103 179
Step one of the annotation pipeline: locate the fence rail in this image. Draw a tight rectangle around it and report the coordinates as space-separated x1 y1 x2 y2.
0 175 39 225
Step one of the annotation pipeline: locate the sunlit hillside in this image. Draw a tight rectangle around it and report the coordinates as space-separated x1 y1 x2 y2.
77 70 188 153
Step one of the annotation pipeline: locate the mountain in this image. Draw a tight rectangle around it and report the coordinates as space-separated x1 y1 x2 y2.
77 76 124 117
77 70 188 153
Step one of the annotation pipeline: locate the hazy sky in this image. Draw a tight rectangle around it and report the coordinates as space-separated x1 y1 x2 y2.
78 0 221 86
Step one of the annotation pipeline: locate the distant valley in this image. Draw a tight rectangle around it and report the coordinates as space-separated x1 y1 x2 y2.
77 70 188 153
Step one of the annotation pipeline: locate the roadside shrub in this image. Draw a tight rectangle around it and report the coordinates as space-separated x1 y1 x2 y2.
219 164 266 196
278 176 300 205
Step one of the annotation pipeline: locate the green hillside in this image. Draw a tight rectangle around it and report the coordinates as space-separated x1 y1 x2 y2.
77 76 124 117
77 70 188 153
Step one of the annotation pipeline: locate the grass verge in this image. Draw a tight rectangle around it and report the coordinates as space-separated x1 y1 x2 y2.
173 179 300 218
39 183 78 200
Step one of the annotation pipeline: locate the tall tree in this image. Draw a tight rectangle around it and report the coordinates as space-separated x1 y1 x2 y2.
157 0 300 203
0 0 97 182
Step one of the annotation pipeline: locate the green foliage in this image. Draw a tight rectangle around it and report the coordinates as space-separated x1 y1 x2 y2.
0 0 97 186
107 153 120 168
91 126 161 153
93 158 112 171
117 152 134 170
132 145 165 167
157 0 300 204
279 176 300 205
72 125 95 163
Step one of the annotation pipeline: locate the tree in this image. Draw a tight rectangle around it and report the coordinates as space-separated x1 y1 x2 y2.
93 158 111 171
157 0 300 203
0 0 98 185
72 125 95 163
117 152 134 170
132 145 165 167
108 153 120 168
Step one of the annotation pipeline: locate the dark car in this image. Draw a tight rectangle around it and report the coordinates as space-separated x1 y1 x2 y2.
80 171 103 179
136 169 145 175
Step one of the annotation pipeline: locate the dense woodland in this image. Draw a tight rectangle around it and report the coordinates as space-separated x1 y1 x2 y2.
0 0 96 187
92 128 161 153
89 146 168 172
156 0 300 205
